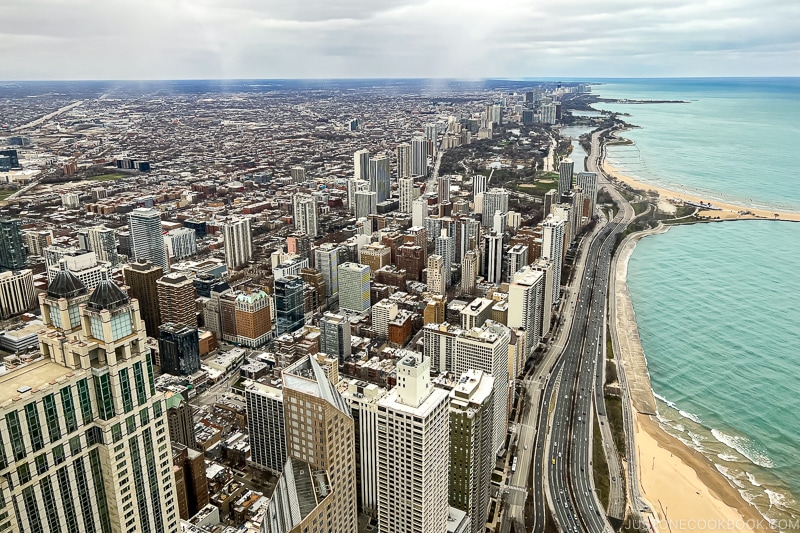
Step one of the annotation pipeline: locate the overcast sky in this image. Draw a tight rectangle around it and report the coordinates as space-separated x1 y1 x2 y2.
1 0 799 80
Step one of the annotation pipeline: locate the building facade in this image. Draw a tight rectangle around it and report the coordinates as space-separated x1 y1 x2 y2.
128 208 169 271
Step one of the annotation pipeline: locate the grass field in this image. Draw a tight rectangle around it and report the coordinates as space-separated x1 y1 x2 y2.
0 189 16 200
89 173 126 182
593 415 611 509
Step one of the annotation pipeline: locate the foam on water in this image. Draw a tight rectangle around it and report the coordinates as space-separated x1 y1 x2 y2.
711 429 774 469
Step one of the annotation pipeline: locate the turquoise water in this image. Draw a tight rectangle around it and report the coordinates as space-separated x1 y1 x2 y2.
602 79 800 525
595 78 800 213
627 222 800 523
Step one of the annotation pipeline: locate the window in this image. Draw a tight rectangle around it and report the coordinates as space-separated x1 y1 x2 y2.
90 316 105 341
68 304 81 329
110 312 133 341
24 403 44 452
53 445 65 465
35 454 48 475
112 423 122 442
77 379 94 424
94 373 115 420
43 394 61 442
5 411 26 461
119 368 134 413
17 463 31 484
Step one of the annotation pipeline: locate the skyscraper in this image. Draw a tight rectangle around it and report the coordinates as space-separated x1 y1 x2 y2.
482 188 509 226
530 258 555 338
159 323 201 376
508 266 544 357
128 208 168 271
320 312 352 362
222 217 253 270
0 218 26 271
292 194 319 238
354 148 371 181
427 254 446 296
507 243 529 282
87 225 120 266
461 250 478 295
449 370 495 533
23 229 53 257
0 269 35 319
123 260 163 338
348 178 369 212
264 356 357 533
274 275 305 336
542 217 565 304
338 262 371 313
165 391 197 449
472 174 487 200
290 165 306 183
369 154 391 203
454 320 511 453
355 190 378 220
396 142 412 179
164 227 197 261
377 351 450 533
438 175 451 204
411 136 428 177
435 228 454 287
245 381 286 475
314 243 340 299
359 243 391 274
399 177 415 213
411 197 427 227
157 273 198 328
558 158 575 197
576 171 599 217
483 231 503 285
21 269 181 533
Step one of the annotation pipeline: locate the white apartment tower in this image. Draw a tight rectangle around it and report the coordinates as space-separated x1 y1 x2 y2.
354 148 371 180
371 299 398 340
541 217 565 304
314 243 340 298
472 174 487 200
558 158 575 197
411 136 429 177
377 351 450 533
87 226 120 266
399 177 416 213
481 188 509 226
292 194 319 238
530 258 555 340
427 254 446 296
128 208 168 271
576 171 599 217
0 269 35 319
412 197 428 228
354 190 378 220
396 142 412 179
1 269 181 533
508 267 544 357
338 262 371 313
164 227 197 261
483 231 503 285
454 320 511 453
507 244 529 282
222 217 253 270
369 154 391 203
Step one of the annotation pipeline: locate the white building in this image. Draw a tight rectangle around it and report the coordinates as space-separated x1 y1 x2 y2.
87 226 120 266
411 136 429 177
377 351 450 533
0 269 35 319
396 142 412 179
369 154 391 203
427 254 446 296
530 258 555 340
290 165 306 183
354 148 371 180
483 231 503 285
399 177 416 213
412 197 428 228
164 227 197 261
508 267 544 357
355 190 378 220
315 243 340 298
222 217 253 270
481 188 509 226
454 320 511 453
341 380 387 519
506 244 529 282
558 158 574 197
129 207 169 271
338 262 371 313
46 251 109 291
245 381 287 475
541 217 565 304
435 229 454 287
347 178 369 212
576 171 598 217
292 194 319 238
472 174 487 200
371 299 398 339
60 191 81 208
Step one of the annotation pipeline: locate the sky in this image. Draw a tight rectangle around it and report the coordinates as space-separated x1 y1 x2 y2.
1 0 799 80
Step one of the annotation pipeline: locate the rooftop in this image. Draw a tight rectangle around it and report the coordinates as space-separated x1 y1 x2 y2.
0 358 73 404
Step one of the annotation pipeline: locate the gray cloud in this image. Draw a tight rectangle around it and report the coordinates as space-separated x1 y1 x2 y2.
0 0 798 79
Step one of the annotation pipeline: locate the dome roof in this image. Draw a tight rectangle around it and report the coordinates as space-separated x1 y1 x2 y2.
47 267 88 299
87 278 130 311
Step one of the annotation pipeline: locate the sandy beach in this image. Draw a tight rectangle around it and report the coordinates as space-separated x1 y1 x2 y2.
634 413 771 533
603 161 800 222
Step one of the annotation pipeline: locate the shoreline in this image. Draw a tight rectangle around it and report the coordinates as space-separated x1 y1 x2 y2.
610 184 779 531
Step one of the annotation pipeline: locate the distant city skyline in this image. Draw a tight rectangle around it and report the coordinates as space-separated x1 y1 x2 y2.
1 0 798 80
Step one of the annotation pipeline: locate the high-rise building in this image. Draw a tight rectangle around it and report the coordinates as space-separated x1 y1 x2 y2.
292 194 319 238
87 225 120 266
435 228 454 287
222 217 253 270
157 273 198 328
165 391 197 449
483 231 503 285
23 229 53 257
411 136 428 177
165 227 197 261
449 370 495 533
338 262 371 313
286 233 312 264
159 323 201 376
347 178 369 212
354 148 370 181
355 190 378 220
341 380 387 518
264 356 357 533
23 269 180 533
0 269 35 319
377 351 450 533
123 260 163 338
371 298 398 340
472 174 487 200
320 312 352 362
397 244 425 282
438 175 451 204
245 381 286 474
290 165 306 183
274 275 305 336
531 258 555 338
427 254 446 296
233 290 273 348
411 197 428 227
399 177 415 213
171 442 209 520
396 142 412 179
128 208 168 271
369 154 391 203
359 243 391 274
482 189 509 226
508 266 544 357
454 320 511 453
461 250 478 295
507 243 529 282
45 250 108 291
541 217 565 304
0 218 26 271
314 243 340 299
576 171 599 217
558 158 575 197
